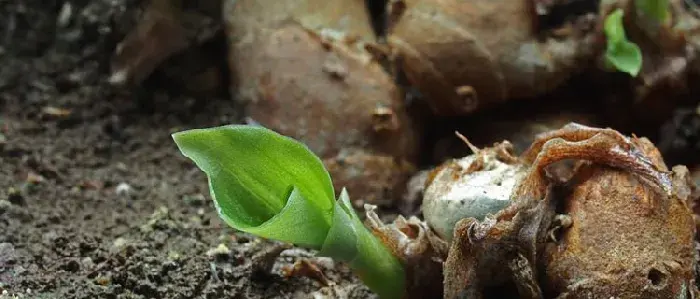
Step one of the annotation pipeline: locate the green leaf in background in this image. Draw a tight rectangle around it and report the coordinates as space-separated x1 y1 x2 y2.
604 9 626 44
635 0 669 23
604 9 643 77
606 41 643 76
172 125 335 247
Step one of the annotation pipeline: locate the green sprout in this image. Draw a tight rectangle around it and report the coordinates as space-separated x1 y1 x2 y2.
172 125 405 299
604 8 643 76
635 0 669 23
603 0 670 76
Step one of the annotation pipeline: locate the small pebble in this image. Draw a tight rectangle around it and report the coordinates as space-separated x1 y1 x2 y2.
312 257 336 270
167 251 181 261
41 231 58 244
81 257 94 269
111 237 128 251
115 162 128 172
140 206 171 232
41 106 72 118
95 275 111 286
280 248 315 259
69 186 80 194
26 172 45 184
56 2 73 27
206 243 230 258
115 183 133 196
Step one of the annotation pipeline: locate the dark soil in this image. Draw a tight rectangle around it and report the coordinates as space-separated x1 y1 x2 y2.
0 1 373 298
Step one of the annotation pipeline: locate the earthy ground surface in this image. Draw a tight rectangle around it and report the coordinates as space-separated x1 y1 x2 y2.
0 1 374 298
2 1 700 299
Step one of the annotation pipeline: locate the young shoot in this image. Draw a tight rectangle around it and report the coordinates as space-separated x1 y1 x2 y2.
172 125 405 299
604 8 643 76
635 0 669 23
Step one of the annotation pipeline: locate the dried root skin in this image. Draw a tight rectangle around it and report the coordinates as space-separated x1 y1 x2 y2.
543 164 697 298
514 123 674 210
443 196 556 299
109 0 224 87
224 0 376 42
443 218 483 299
387 0 597 115
109 0 190 86
522 124 699 298
431 123 697 298
365 206 446 299
324 150 416 205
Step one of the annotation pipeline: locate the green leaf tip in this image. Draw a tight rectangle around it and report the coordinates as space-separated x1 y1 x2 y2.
604 8 643 77
171 125 335 246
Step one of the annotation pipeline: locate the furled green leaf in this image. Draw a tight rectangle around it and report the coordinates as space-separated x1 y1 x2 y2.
604 9 643 76
319 189 360 261
175 125 408 298
172 125 335 233
233 186 332 248
604 9 627 44
636 0 669 23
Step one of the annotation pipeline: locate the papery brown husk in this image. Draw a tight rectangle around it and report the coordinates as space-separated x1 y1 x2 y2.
365 205 447 299
438 124 699 298
222 0 421 204
543 163 698 298
429 111 599 165
442 190 558 299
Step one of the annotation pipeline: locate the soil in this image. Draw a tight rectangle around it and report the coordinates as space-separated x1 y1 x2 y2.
2 0 700 299
0 1 373 298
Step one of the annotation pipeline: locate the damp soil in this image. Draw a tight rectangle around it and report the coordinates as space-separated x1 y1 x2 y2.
0 1 374 298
